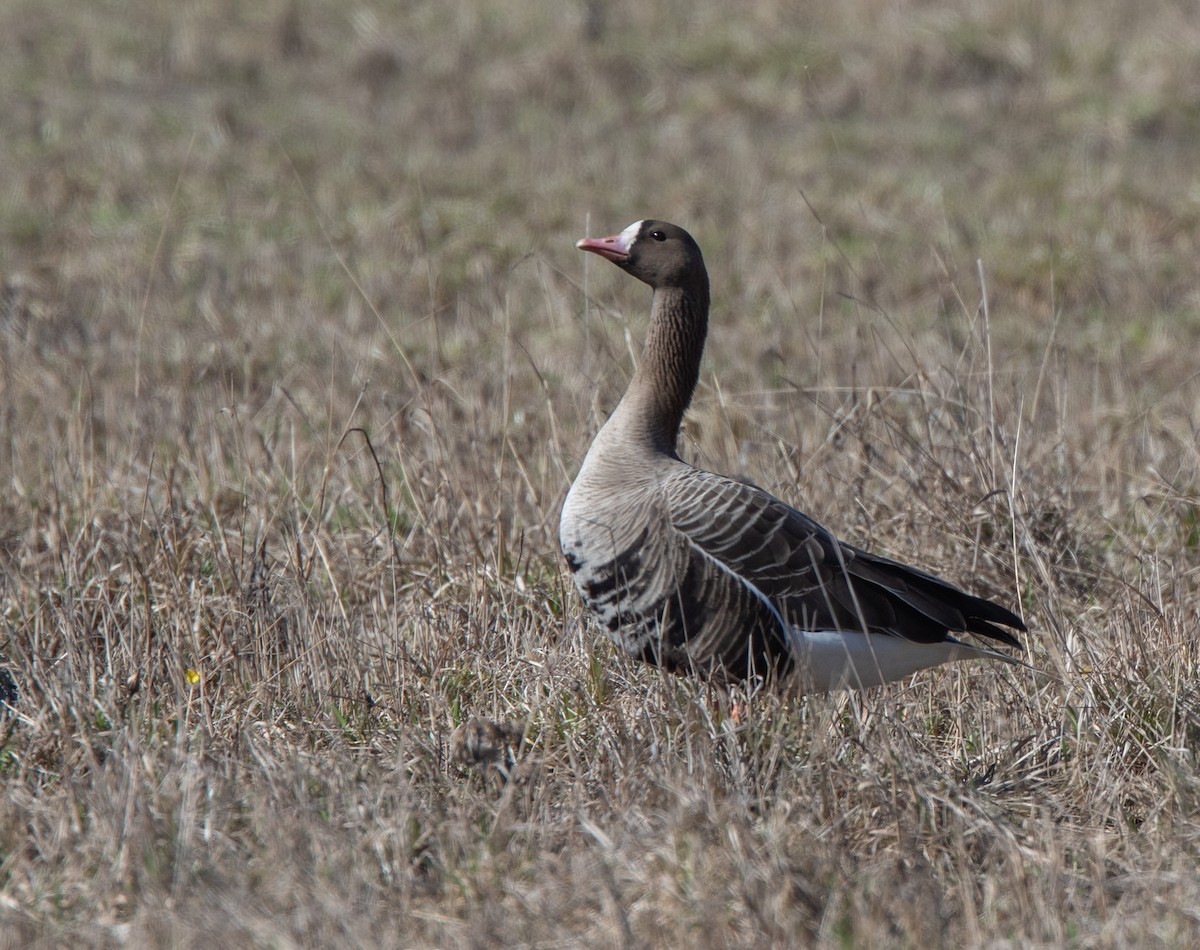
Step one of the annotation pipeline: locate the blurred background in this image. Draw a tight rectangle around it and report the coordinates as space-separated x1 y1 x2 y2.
5 0 1199 451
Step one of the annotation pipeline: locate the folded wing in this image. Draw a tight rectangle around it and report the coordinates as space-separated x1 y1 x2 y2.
659 469 1025 679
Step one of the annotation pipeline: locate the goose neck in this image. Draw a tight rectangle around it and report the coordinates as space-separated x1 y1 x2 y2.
617 282 710 454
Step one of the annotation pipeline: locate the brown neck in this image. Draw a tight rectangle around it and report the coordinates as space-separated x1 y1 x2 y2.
614 279 710 455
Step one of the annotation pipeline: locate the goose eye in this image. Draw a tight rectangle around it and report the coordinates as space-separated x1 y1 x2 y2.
649 230 667 242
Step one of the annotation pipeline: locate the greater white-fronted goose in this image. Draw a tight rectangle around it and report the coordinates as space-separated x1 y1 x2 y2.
561 219 1027 692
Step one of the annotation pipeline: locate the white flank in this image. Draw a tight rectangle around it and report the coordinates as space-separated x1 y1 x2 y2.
785 628 1013 692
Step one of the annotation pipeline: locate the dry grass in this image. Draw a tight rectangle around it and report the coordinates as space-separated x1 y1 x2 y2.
2 0 1200 946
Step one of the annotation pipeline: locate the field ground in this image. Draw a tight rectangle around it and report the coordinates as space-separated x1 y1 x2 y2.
3 1 1200 946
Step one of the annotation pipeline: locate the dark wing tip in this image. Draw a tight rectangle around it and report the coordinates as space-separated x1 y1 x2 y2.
965 616 1026 650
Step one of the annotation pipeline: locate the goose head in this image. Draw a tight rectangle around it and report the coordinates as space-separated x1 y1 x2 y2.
576 219 705 291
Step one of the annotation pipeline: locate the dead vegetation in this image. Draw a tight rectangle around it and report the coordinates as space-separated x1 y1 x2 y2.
2 0 1200 946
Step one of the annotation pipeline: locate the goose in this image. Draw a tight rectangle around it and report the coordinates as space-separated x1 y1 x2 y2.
560 219 1027 692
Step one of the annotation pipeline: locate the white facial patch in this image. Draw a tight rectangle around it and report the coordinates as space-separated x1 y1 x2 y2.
616 220 644 253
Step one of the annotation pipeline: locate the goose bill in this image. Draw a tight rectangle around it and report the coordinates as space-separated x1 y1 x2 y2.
575 220 641 263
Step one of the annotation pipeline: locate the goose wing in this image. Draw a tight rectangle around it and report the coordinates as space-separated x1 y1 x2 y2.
660 468 1025 673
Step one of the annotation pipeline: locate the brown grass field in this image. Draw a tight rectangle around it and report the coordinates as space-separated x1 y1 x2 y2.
3 1 1200 945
